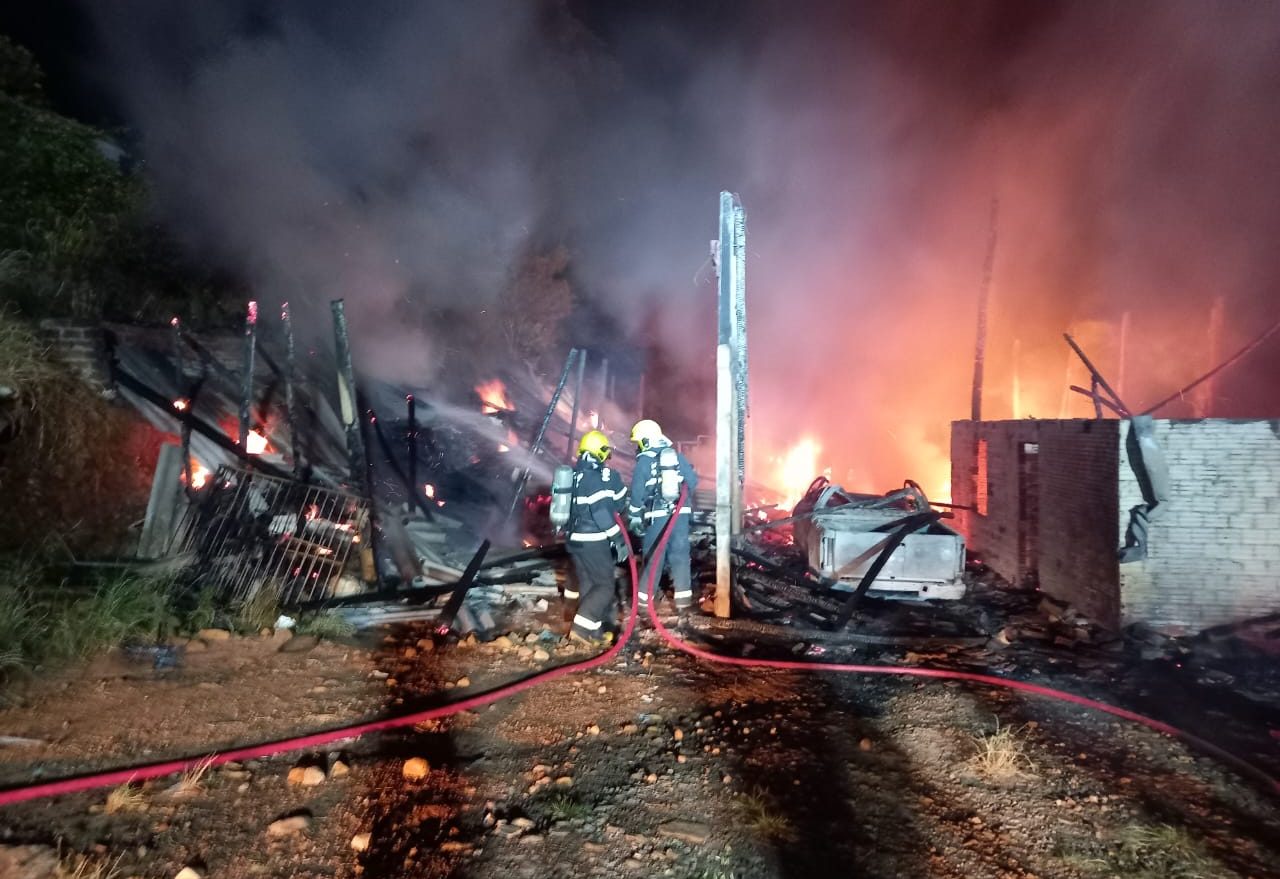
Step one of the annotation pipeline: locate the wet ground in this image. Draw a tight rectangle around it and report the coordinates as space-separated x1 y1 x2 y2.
1 582 1279 878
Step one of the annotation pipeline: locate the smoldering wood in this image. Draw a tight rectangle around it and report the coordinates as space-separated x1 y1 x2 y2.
238 302 257 448
281 301 304 477
112 365 294 480
1063 332 1131 417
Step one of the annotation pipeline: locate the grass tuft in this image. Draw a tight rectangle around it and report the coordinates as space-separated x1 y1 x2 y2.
969 717 1036 780
104 782 145 814
232 588 281 635
56 851 124 879
1056 822 1228 879
533 792 592 823
735 787 797 843
176 755 215 794
295 610 356 640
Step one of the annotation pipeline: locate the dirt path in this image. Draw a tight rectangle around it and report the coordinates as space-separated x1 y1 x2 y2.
2 619 1279 878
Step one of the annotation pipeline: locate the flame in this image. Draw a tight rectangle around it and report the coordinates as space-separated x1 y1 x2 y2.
245 429 270 455
776 437 821 509
188 462 210 490
424 483 435 499
172 398 189 412
476 379 511 414
588 410 599 429
498 443 510 453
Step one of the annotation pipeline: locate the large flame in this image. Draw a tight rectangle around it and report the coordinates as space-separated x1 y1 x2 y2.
776 437 821 509
476 379 512 414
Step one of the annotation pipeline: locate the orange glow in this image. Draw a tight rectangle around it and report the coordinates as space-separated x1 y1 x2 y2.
245 429 270 455
497 443 510 453
776 438 821 508
188 462 210 490
476 379 512 414
172 398 189 412
424 483 436 499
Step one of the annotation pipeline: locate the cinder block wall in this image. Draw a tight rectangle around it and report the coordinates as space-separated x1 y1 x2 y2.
1118 419 1280 632
1036 420 1120 627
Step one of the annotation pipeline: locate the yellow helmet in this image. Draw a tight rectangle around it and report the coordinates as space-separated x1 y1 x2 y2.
577 430 611 463
630 419 663 450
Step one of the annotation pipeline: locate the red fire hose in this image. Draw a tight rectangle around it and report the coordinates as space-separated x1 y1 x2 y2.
0 523 642 808
641 488 1279 795
0 503 1275 808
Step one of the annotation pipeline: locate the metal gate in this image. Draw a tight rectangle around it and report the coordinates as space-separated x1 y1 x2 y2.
177 466 371 606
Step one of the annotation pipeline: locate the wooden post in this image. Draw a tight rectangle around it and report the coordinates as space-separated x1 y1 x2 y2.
970 198 999 422
1011 338 1022 419
238 301 258 448
1117 310 1131 401
565 349 587 460
281 301 303 477
330 299 366 490
406 393 418 501
1192 297 1225 417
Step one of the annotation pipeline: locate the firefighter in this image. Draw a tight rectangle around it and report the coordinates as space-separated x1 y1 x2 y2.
565 430 629 644
627 419 698 611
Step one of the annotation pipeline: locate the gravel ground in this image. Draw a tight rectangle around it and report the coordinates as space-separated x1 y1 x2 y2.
1 609 1278 879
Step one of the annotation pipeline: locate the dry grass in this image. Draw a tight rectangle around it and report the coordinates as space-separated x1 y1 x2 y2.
233 588 281 634
736 787 797 843
56 852 124 879
0 311 163 554
103 781 145 814
1056 823 1228 879
969 718 1036 780
177 755 216 793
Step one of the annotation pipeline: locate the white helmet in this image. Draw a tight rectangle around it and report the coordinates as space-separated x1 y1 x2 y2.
630 419 664 451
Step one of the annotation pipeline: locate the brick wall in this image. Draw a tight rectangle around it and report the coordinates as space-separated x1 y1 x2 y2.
1118 418 1280 632
952 418 1121 627
38 319 112 392
950 419 1045 584
39 319 248 395
1035 420 1120 627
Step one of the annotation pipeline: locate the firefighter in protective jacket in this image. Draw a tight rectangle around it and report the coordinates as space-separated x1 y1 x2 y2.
627 419 698 610
565 430 629 643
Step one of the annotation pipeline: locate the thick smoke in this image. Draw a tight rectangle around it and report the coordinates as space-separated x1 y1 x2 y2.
84 1 1280 498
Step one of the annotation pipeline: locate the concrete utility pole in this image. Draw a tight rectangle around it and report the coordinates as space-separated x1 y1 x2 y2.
970 198 999 422
714 192 748 619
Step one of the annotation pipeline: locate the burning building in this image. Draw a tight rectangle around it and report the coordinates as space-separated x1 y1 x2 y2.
951 416 1280 634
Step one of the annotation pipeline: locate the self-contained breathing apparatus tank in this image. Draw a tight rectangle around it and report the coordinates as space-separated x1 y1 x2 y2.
658 446 681 503
549 464 574 532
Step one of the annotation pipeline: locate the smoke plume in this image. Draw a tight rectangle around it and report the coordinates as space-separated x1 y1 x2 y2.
83 1 1280 498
